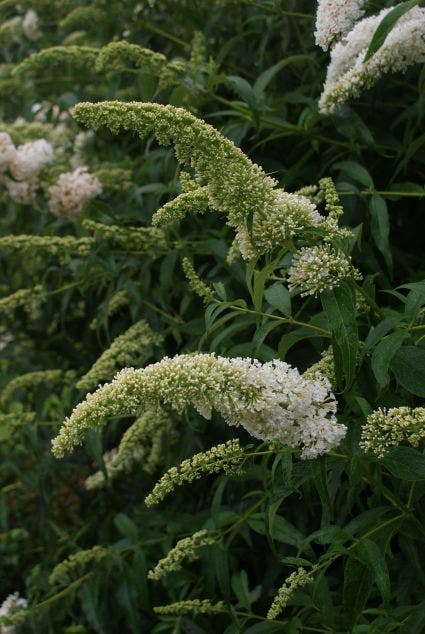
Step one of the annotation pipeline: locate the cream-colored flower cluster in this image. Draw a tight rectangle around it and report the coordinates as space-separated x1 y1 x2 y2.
52 353 344 461
85 409 172 490
72 102 326 260
76 320 163 391
315 0 366 51
48 166 102 220
0 132 53 204
0 592 28 634
360 406 425 457
267 567 315 620
148 529 215 580
145 439 244 507
288 244 360 297
317 3 425 113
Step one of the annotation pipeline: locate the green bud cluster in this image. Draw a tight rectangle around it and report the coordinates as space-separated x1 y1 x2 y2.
152 187 209 226
48 546 110 587
13 46 99 80
148 529 215 580
145 439 244 507
1 369 68 404
85 408 172 489
0 285 45 319
83 219 167 254
360 407 425 457
182 257 215 303
76 320 163 392
267 567 315 620
0 235 94 261
303 347 335 386
153 599 226 616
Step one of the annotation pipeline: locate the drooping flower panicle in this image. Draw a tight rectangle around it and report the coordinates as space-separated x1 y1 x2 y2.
52 353 344 461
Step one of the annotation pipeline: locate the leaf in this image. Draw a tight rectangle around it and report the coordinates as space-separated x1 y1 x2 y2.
264 282 291 316
343 557 372 626
333 160 374 188
114 513 139 542
390 346 425 396
321 281 358 390
364 0 421 62
253 54 315 95
356 538 390 602
231 569 251 609
227 75 258 111
369 195 392 270
371 329 408 389
381 446 425 480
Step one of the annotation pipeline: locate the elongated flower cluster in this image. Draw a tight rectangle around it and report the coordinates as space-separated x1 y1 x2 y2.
72 101 324 259
0 593 28 634
0 235 94 261
1 369 66 404
267 567 315 619
148 530 215 580
360 407 425 457
85 409 172 489
317 4 425 113
152 187 209 227
48 166 102 219
288 244 360 297
0 132 53 204
90 290 132 330
182 257 215 303
303 347 335 385
77 320 163 391
48 546 109 587
13 46 99 81
153 600 226 616
145 439 244 507
95 41 167 76
83 219 167 254
315 0 366 51
0 285 45 319
52 353 344 461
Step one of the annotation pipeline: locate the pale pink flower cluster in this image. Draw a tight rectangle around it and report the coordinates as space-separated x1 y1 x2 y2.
48 166 102 220
0 132 53 204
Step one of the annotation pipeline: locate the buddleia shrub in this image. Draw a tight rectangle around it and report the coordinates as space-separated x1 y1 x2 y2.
1 1 425 633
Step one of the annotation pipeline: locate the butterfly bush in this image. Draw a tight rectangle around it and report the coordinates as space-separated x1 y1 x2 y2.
0 593 27 634
72 101 327 260
52 353 344 461
85 409 172 490
288 244 360 297
360 407 425 457
148 529 215 580
318 4 425 113
48 166 102 219
315 0 367 51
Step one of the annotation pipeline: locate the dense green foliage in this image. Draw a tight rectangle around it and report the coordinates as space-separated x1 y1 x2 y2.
1 1 425 632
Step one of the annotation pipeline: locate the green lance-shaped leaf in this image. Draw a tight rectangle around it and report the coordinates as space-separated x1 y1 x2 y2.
321 281 358 390
364 0 422 62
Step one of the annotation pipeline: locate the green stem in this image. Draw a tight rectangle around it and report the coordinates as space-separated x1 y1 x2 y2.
340 190 425 198
213 300 330 336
